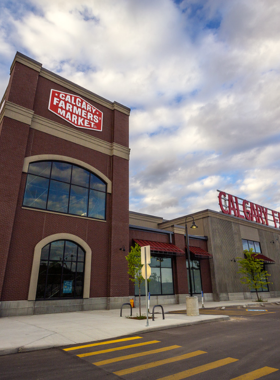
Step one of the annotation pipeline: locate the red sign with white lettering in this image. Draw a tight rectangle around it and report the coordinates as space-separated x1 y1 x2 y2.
218 190 280 229
48 89 103 132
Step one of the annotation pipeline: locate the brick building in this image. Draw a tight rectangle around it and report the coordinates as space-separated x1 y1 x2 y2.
0 52 130 316
0 53 279 317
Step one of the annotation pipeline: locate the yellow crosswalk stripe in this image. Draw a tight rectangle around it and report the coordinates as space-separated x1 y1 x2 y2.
77 340 160 358
63 336 142 351
113 350 206 376
93 345 182 366
231 366 279 379
157 357 238 380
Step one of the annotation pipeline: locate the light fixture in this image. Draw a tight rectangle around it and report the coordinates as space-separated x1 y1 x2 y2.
119 246 125 252
190 217 198 229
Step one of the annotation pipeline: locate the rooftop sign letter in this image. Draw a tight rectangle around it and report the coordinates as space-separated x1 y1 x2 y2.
217 190 280 229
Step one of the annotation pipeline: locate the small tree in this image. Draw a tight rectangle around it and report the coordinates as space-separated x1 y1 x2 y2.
125 244 144 316
237 248 271 302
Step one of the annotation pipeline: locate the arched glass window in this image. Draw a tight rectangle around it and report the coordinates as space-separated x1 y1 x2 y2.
36 240 85 299
23 161 106 220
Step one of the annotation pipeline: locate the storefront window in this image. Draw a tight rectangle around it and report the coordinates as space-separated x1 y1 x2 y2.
36 240 85 300
242 239 268 292
23 161 106 220
135 256 174 296
186 259 202 294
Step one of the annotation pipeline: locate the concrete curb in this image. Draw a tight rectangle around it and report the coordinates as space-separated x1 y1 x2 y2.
136 316 230 335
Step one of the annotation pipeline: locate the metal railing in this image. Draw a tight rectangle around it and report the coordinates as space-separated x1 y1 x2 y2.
152 305 165 321
120 303 132 317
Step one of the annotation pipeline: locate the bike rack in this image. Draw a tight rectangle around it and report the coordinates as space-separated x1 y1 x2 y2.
152 305 165 321
120 303 132 317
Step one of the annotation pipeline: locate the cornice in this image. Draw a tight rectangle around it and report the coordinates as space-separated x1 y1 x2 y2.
113 102 130 115
129 211 163 224
112 142 131 160
0 100 34 125
1 101 129 160
31 114 130 160
160 209 280 235
10 52 42 74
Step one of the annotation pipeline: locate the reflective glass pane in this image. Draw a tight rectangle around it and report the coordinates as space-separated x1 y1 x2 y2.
75 274 84 297
63 261 76 274
48 261 63 275
47 180 70 213
29 161 51 178
192 270 202 293
90 174 106 192
161 268 173 294
77 247 85 262
51 162 72 183
69 185 88 216
192 260 200 270
39 262 48 275
149 268 161 295
135 280 145 296
71 166 90 187
49 241 64 261
36 274 46 298
41 244 50 260
248 240 255 251
254 242 261 253
23 175 48 209
242 239 249 251
161 258 172 268
88 190 106 219
77 262 84 273
64 241 77 261
151 256 161 267
45 275 61 298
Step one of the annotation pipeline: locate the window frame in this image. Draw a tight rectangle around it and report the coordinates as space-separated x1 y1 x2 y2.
186 257 203 294
135 254 174 297
23 160 107 220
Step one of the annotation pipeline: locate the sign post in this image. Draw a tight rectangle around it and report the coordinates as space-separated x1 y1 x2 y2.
141 246 151 327
201 290 204 308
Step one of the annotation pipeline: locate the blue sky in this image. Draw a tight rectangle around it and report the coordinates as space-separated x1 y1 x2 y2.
1 0 280 219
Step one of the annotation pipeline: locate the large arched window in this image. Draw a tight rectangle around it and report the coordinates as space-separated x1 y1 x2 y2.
23 161 106 220
36 240 85 299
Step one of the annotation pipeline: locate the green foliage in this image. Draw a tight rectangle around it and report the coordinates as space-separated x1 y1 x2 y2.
125 244 144 316
237 248 271 301
125 243 144 285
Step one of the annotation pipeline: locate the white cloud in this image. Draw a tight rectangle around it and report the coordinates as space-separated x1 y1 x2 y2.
1 0 280 219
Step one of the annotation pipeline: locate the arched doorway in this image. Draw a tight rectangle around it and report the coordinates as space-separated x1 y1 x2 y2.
28 233 92 301
36 240 85 299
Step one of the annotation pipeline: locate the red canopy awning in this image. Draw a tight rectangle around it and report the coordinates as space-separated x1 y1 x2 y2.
188 246 212 259
253 254 275 264
134 239 184 254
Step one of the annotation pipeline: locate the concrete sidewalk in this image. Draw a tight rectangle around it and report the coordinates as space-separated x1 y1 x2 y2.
1 298 279 356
